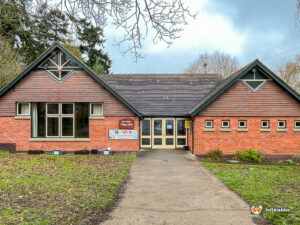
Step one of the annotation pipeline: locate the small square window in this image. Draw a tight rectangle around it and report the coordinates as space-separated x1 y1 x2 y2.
295 121 300 128
90 103 103 116
278 120 286 129
222 120 230 128
47 103 59 114
17 103 30 116
238 120 247 128
205 120 213 128
261 120 270 128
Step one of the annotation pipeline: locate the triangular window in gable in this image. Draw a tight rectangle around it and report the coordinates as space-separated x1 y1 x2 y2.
38 49 80 81
241 68 269 91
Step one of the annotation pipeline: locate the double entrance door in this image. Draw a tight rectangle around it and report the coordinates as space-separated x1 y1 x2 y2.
140 118 187 149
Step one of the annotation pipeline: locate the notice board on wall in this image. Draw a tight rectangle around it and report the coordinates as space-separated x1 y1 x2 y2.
108 130 138 140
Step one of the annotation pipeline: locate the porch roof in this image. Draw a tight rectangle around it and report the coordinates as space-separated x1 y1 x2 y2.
99 73 222 116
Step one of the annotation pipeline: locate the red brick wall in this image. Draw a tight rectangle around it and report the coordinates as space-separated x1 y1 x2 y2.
193 116 300 155
0 117 139 152
0 71 135 117
200 81 300 117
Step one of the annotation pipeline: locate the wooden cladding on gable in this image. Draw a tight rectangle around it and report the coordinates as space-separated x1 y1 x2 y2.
200 81 300 117
0 71 134 117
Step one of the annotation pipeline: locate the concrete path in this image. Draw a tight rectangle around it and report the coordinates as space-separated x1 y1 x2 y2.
101 150 267 225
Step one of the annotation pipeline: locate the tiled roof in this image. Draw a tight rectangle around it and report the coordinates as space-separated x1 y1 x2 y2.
100 73 222 116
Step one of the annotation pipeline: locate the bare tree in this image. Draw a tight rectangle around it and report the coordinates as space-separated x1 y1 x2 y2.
34 0 197 60
184 51 239 78
277 55 300 94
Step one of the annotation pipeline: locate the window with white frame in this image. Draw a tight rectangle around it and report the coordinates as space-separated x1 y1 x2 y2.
278 120 286 129
238 120 247 128
17 103 30 116
205 120 213 128
90 103 103 116
46 103 74 137
261 120 270 128
222 120 230 128
295 121 300 129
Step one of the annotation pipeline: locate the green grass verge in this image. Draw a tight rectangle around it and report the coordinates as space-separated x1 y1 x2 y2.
0 153 136 224
201 162 300 225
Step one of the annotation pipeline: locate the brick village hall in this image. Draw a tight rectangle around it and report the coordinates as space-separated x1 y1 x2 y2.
0 43 299 156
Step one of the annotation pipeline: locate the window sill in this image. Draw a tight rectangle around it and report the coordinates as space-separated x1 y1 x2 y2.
220 128 231 132
204 128 215 132
29 138 90 142
294 129 300 132
237 128 248 132
277 128 287 132
89 116 105 120
15 116 30 120
260 128 271 132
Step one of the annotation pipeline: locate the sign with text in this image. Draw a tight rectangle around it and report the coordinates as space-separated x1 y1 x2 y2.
109 130 138 140
119 119 134 129
185 120 191 129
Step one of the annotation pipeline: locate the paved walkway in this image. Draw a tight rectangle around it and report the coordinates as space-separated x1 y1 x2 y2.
101 150 267 225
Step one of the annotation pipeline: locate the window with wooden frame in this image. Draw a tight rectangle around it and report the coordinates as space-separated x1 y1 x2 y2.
17 102 30 116
90 103 104 116
238 120 247 128
39 49 80 81
278 120 286 129
221 120 230 128
295 121 300 129
261 120 270 129
205 120 213 128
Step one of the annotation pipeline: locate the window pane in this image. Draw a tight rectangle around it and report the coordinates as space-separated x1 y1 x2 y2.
166 138 174 145
50 51 59 64
38 103 45 137
61 52 67 65
62 104 73 114
18 103 29 115
177 138 186 145
49 71 60 78
154 138 162 145
296 121 300 127
222 121 229 127
142 138 150 145
75 103 89 138
62 117 73 136
154 120 162 135
91 103 103 115
47 104 59 114
142 120 150 136
165 120 174 136
177 120 186 135
61 71 70 79
47 117 59 136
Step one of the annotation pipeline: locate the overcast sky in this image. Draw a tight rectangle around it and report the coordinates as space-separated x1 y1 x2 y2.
104 0 300 74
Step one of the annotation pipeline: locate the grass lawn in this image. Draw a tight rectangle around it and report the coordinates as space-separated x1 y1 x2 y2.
0 153 135 224
202 162 300 225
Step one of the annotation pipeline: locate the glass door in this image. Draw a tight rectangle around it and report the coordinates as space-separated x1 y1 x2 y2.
140 119 151 148
165 119 175 149
152 119 163 149
176 118 187 148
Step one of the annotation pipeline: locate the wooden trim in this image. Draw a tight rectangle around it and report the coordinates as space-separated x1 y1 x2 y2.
277 128 288 132
29 138 90 142
89 116 105 120
220 128 231 132
204 128 215 132
260 128 271 132
15 116 31 120
237 128 248 132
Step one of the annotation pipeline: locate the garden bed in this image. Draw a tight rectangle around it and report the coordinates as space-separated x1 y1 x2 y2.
0 153 135 224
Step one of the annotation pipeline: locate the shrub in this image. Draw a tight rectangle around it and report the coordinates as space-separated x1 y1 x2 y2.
28 150 44 155
207 149 223 160
292 154 300 163
234 149 262 163
285 159 294 165
75 150 90 155
0 150 9 155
